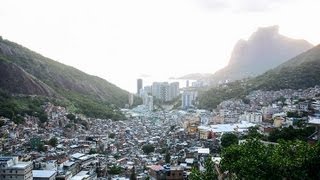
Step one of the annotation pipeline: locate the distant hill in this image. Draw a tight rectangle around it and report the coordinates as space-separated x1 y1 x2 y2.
199 44 320 109
251 44 320 91
0 37 140 120
211 25 313 84
176 73 213 80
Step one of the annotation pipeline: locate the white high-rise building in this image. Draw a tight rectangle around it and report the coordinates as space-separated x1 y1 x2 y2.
152 82 179 102
152 82 162 99
182 90 197 109
169 82 180 101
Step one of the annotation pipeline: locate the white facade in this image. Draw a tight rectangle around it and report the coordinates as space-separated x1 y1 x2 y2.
152 82 179 102
0 157 33 180
239 112 263 123
182 90 197 109
169 82 180 101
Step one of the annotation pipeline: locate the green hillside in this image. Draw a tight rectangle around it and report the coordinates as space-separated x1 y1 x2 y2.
0 37 141 120
199 44 320 109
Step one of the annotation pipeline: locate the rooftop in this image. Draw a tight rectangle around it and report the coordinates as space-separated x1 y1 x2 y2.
33 170 57 178
11 162 31 169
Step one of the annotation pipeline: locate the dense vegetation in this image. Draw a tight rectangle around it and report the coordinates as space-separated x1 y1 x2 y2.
0 89 48 124
0 38 141 120
190 139 320 179
268 125 315 142
198 80 248 109
199 45 320 109
221 139 320 179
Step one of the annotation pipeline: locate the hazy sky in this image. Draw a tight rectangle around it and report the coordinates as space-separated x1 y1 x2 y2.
1 0 320 92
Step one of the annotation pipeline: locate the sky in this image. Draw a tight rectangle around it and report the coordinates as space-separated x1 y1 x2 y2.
1 0 320 93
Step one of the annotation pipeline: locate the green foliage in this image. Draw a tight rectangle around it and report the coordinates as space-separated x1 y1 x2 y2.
62 91 126 120
48 137 58 147
89 149 97 154
109 133 115 139
221 133 238 148
165 151 171 164
0 89 49 124
189 155 217 180
142 144 155 155
0 39 131 119
198 81 248 109
66 113 76 121
0 120 5 127
65 123 73 129
108 165 123 175
221 139 320 179
221 139 275 179
243 126 264 140
268 126 315 142
130 166 137 180
38 112 48 123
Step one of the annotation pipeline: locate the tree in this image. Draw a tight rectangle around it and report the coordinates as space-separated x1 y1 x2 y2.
109 133 115 139
142 144 155 155
221 133 238 148
108 165 123 175
221 139 273 179
221 139 320 179
165 151 171 164
48 137 58 147
244 126 263 139
89 149 97 154
66 113 76 121
38 112 48 123
189 155 217 180
268 126 315 142
130 166 137 180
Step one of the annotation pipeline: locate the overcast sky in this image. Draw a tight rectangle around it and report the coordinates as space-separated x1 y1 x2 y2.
1 0 320 92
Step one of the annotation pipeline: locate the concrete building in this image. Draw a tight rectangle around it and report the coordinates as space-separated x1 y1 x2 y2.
152 82 161 100
152 82 169 102
128 93 134 107
137 79 143 95
0 157 33 180
239 112 263 123
169 82 180 101
144 86 152 95
181 90 197 109
149 165 183 180
32 170 57 180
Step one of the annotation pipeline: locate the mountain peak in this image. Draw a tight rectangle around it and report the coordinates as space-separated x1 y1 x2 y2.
250 25 279 40
212 26 313 83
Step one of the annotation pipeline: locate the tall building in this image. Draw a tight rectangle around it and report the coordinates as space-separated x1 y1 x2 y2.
182 90 198 109
0 157 33 180
169 82 179 100
128 93 134 107
151 82 162 100
144 86 152 95
152 82 179 102
137 79 143 95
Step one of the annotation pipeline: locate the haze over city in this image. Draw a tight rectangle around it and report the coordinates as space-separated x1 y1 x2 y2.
1 0 320 92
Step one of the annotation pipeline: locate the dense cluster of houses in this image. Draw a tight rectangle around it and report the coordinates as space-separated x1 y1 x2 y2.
1 86 320 179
